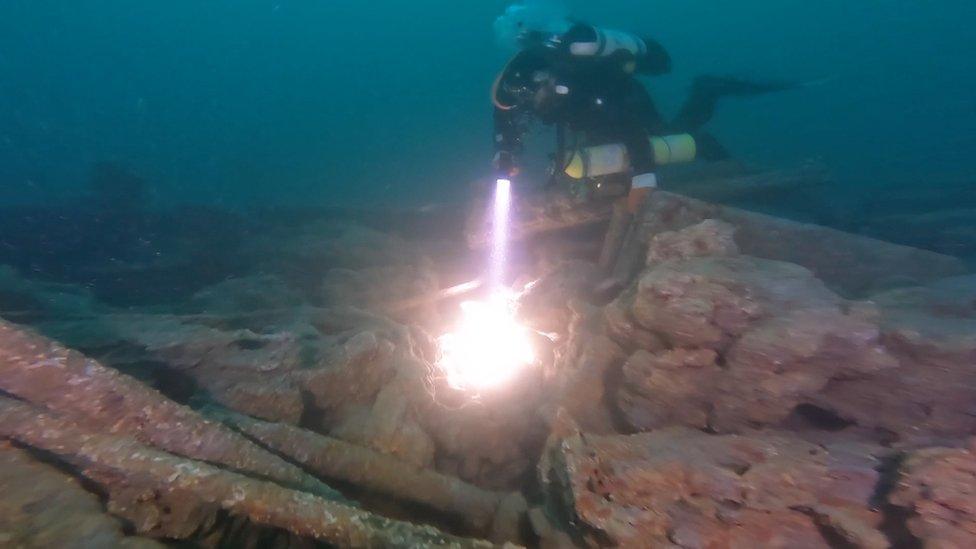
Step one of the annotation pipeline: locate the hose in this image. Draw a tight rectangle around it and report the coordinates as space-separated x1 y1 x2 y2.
491 57 519 111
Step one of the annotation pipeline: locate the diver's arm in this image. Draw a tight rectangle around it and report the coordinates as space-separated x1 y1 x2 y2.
491 50 546 178
493 106 525 177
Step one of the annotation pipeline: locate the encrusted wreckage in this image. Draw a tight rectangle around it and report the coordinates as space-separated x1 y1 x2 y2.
1 172 974 547
526 200 975 547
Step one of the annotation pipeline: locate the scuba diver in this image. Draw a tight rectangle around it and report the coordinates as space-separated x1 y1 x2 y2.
491 1 797 285
491 0 797 291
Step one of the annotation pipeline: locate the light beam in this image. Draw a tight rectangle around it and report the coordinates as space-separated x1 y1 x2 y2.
436 290 534 391
490 178 511 290
435 178 535 392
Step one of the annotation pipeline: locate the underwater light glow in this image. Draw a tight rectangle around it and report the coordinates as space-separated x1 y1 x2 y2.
435 178 534 391
436 289 535 391
490 178 512 290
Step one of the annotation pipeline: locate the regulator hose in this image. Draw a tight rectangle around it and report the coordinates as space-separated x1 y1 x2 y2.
491 57 519 111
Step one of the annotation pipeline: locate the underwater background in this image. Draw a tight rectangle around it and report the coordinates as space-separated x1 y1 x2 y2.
2 0 973 211
1 0 975 303
2 3 976 547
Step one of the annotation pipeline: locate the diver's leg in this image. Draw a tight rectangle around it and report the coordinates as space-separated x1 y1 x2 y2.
595 195 646 295
598 197 631 274
672 75 797 132
691 131 731 161
613 129 655 286
615 78 666 212
594 131 650 283
547 123 570 188
623 78 668 136
619 124 656 214
594 80 663 292
596 122 656 287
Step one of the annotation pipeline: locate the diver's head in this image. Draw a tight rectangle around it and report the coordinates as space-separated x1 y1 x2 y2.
497 66 568 122
492 64 545 113
494 0 572 51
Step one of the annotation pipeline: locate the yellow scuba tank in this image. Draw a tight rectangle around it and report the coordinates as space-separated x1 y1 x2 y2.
564 134 697 179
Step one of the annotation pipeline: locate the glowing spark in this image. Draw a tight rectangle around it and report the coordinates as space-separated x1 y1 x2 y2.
437 289 535 391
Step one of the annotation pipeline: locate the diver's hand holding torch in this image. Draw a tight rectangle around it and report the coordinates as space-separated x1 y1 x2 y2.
492 150 520 180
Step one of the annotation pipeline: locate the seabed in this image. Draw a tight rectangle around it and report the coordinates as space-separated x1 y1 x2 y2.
0 161 974 547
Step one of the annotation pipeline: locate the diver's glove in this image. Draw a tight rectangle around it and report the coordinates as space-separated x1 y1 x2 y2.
493 150 520 179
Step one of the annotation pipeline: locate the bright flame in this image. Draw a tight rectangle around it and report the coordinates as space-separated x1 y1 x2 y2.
437 290 535 391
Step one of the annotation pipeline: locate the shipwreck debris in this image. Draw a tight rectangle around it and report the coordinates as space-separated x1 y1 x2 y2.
0 397 496 548
0 319 340 499
210 407 523 537
0 442 163 548
1 172 974 547
539 422 890 548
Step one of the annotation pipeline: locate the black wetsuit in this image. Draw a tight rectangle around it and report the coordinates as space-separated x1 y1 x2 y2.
493 30 789 179
494 42 670 178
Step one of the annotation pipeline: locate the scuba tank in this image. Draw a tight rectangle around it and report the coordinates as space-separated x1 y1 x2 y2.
561 24 669 74
564 134 697 179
